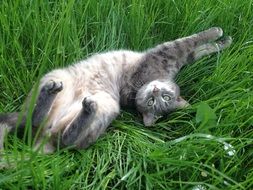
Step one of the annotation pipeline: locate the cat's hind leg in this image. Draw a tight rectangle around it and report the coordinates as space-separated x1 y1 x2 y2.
61 96 97 146
32 80 63 127
62 92 120 149
0 80 63 153
29 80 64 154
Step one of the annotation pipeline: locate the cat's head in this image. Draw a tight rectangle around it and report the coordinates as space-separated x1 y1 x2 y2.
135 80 189 126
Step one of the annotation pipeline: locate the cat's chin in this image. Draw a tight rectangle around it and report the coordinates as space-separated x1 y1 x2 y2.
142 112 154 126
143 120 154 127
142 113 163 127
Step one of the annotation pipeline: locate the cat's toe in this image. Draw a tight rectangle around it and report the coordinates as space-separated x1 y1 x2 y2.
82 97 98 113
221 36 232 46
207 27 223 40
214 27 223 37
216 36 233 49
44 80 63 94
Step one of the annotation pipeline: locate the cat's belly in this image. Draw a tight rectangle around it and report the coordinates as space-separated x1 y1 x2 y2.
45 82 89 135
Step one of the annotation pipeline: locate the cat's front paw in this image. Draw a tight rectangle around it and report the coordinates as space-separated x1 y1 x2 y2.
211 27 223 37
216 36 232 49
205 27 223 41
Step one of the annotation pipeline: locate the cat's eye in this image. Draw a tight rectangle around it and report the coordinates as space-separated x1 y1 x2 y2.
162 94 171 101
147 98 155 106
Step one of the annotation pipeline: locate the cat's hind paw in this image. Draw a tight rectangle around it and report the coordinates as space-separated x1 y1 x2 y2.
43 80 63 94
82 97 98 113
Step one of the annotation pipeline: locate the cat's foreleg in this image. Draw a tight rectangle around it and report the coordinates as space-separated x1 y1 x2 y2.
155 27 224 53
191 27 224 44
194 36 232 60
176 27 224 46
146 27 227 78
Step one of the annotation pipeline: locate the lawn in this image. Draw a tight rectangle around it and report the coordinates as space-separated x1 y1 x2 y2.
0 0 253 189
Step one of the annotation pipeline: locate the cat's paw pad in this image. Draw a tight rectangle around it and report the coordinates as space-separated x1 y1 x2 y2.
82 97 97 113
217 36 233 47
217 36 232 48
44 80 63 94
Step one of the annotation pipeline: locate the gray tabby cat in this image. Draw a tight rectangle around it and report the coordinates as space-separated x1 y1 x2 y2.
0 27 232 153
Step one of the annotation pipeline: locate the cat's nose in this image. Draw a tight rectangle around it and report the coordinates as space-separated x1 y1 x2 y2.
153 86 160 95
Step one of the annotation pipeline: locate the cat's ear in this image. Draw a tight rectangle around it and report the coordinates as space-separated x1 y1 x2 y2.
175 97 190 109
142 112 156 127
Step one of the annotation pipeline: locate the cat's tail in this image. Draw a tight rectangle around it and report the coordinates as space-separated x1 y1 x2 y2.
0 112 24 150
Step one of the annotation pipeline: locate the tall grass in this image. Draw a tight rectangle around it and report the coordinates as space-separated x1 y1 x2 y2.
0 0 253 189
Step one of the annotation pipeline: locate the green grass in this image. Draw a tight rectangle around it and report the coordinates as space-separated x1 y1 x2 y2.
0 0 253 189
